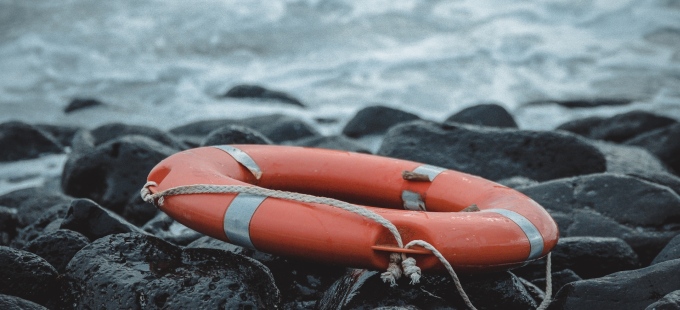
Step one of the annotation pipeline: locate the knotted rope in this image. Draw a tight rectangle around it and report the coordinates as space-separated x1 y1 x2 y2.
141 181 552 310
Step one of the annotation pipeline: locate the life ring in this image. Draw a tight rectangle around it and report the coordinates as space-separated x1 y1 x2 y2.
143 145 558 272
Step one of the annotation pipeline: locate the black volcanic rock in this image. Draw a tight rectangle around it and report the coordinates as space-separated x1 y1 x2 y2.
645 290 680 310
60 233 280 309
556 110 677 143
0 294 48 310
142 213 203 246
223 84 305 107
548 258 680 310
0 187 72 228
626 123 680 175
79 122 188 150
653 234 680 265
0 246 58 307
201 124 272 146
60 199 147 241
25 229 89 273
288 135 371 153
445 103 518 128
342 105 421 138
378 121 606 181
10 204 69 249
0 121 64 162
61 135 177 213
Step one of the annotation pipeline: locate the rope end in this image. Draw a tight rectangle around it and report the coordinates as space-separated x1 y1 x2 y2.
141 181 160 206
401 257 421 285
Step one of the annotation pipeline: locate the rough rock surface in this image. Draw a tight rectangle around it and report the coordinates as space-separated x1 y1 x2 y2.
0 246 58 307
556 110 677 142
60 199 147 241
652 234 680 265
445 103 518 128
0 121 64 162
288 135 371 153
222 84 305 107
0 187 72 228
378 121 606 181
171 114 319 143
548 258 680 310
342 105 420 138
626 123 680 175
25 229 89 273
143 213 203 246
0 294 48 310
201 124 273 146
646 290 680 310
61 233 280 309
188 236 346 305
61 135 177 213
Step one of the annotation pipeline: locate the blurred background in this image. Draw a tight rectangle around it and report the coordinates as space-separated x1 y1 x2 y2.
2 0 679 134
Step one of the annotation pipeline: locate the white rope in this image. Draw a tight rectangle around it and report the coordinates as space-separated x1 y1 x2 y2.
536 252 552 310
141 181 553 310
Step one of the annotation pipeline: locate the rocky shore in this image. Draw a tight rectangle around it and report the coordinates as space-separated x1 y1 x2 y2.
1 99 679 309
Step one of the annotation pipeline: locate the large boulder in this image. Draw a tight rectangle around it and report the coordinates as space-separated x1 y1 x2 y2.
652 234 680 265
222 84 305 107
0 246 58 307
556 110 677 142
445 103 518 128
0 121 64 162
201 124 272 146
548 258 680 310
60 199 147 241
0 187 72 228
342 105 420 138
60 233 280 309
61 135 177 213
10 204 70 249
626 123 680 175
24 229 89 273
646 290 680 310
592 141 672 176
378 121 606 181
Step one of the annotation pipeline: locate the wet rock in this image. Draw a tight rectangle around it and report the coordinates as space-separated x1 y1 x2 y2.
530 98 633 108
342 105 420 138
592 141 672 176
77 122 188 150
61 233 280 309
378 121 606 181
63 98 105 113
61 135 177 213
0 187 72 228
0 294 48 310
171 114 319 143
122 194 159 227
10 203 69 249
143 213 203 245
288 135 371 153
548 258 680 310
530 269 582 297
517 237 638 279
25 229 89 273
646 290 680 310
0 246 58 307
60 199 147 241
445 103 518 128
188 236 346 304
519 173 680 263
556 110 677 143
0 206 17 246
35 124 81 147
0 121 64 162
653 234 680 265
626 123 680 175
223 84 305 107
201 124 273 146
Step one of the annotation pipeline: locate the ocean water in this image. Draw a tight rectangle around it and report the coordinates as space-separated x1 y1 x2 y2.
1 0 680 193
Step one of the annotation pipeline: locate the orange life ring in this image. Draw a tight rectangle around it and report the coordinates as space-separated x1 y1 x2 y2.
144 145 558 272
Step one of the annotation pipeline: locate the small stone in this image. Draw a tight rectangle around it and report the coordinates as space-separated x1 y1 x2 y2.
342 105 420 138
143 213 203 246
445 103 518 128
60 199 147 241
25 229 89 273
223 84 305 107
60 233 280 309
378 121 606 181
0 121 64 162
63 98 105 113
201 124 272 146
0 294 48 310
548 258 680 309
653 234 680 265
0 246 58 307
61 135 177 213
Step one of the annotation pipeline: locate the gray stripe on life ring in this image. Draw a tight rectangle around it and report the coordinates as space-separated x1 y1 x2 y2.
223 193 267 250
484 208 544 261
213 145 263 180
412 165 447 181
402 190 426 211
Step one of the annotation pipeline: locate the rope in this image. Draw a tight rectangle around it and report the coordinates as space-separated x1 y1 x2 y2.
140 181 553 310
